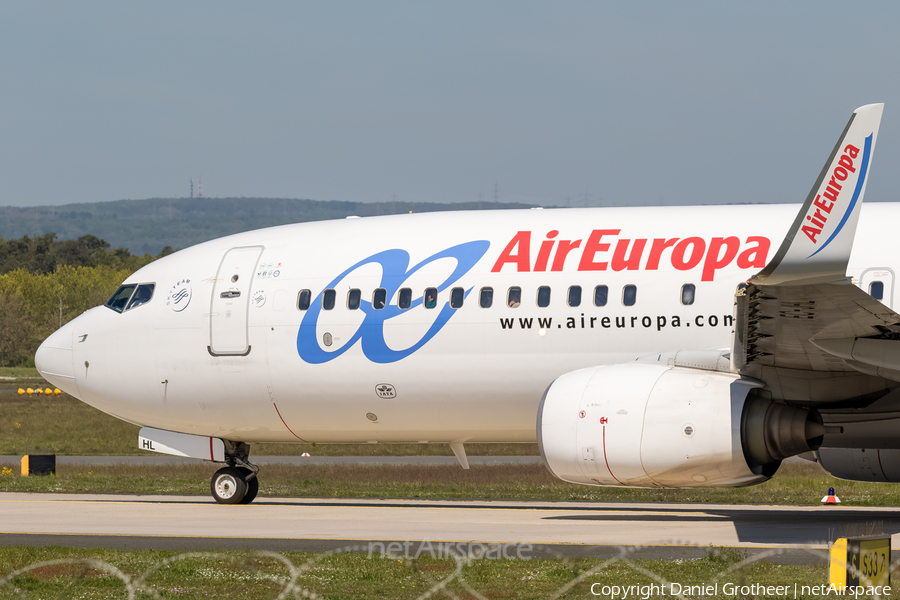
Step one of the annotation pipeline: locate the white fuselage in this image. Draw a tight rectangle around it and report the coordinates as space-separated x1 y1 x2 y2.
36 204 900 445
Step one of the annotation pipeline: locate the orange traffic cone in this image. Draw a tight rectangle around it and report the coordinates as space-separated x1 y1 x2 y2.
821 487 841 505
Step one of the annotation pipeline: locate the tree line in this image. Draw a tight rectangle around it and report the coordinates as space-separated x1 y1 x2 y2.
0 234 173 367
0 197 539 255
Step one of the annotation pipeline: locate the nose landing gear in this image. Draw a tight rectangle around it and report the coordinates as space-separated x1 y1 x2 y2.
210 442 259 504
211 467 249 504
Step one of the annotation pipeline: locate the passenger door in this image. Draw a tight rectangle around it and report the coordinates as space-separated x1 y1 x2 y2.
209 246 263 356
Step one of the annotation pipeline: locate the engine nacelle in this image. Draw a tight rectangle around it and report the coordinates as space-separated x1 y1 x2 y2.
537 363 827 488
817 448 900 483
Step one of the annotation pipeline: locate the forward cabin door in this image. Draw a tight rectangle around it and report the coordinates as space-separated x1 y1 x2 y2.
209 246 264 356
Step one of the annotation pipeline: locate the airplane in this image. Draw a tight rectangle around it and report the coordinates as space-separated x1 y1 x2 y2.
35 103 899 504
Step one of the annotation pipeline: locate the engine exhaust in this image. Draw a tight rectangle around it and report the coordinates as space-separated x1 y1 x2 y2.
741 397 829 468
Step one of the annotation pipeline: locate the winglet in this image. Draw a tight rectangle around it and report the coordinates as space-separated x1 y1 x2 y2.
751 104 883 285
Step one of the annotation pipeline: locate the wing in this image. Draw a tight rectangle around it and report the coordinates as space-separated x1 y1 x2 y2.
731 104 897 404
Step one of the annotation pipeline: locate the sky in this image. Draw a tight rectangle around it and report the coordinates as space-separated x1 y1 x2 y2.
2 2 900 208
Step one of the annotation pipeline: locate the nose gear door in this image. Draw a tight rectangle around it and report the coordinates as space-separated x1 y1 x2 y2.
209 246 263 356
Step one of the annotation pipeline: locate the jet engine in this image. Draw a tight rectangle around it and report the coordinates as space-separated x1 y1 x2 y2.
537 363 828 488
817 448 900 483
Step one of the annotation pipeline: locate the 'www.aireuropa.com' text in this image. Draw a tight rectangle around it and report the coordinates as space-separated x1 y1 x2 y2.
499 313 733 331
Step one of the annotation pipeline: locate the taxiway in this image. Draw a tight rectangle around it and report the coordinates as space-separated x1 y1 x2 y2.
1 493 896 564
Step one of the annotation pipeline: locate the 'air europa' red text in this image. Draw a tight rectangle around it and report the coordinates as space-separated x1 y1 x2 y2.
490 230 771 281
802 143 860 244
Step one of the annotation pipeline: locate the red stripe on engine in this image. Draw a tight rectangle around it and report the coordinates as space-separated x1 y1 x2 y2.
602 425 623 485
209 437 214 461
877 449 890 482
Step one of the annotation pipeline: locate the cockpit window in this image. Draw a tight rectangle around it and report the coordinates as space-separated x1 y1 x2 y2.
126 284 155 311
105 285 137 313
105 283 156 314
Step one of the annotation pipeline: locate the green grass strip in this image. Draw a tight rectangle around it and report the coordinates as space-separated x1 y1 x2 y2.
0 545 848 600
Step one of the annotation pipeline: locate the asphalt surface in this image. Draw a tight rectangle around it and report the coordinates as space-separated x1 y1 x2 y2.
0 452 830 565
1 493 893 564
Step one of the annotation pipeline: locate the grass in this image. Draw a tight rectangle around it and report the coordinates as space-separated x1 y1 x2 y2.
0 545 837 600
0 461 895 505
0 367 40 380
0 393 539 457
1 394 141 456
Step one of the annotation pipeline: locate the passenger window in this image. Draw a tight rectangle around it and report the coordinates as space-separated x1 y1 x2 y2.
623 285 637 307
593 285 608 307
297 289 311 311
126 284 155 311
537 286 551 308
347 289 361 310
507 287 522 308
322 289 336 310
105 285 136 314
450 287 464 309
870 281 884 300
373 288 386 310
681 284 695 306
398 288 412 309
424 287 438 309
480 287 493 308
568 286 582 307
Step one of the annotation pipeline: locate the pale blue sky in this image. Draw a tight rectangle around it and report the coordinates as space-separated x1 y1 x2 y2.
2 2 899 207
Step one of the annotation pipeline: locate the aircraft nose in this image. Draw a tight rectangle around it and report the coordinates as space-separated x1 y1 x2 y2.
35 320 80 397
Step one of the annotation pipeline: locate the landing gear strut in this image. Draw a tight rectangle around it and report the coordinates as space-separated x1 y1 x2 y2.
210 441 259 504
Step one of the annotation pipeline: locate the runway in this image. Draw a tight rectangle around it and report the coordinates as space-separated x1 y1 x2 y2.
2 493 897 564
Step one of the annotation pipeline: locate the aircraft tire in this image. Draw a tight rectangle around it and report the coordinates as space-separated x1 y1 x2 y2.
238 468 259 504
211 467 248 504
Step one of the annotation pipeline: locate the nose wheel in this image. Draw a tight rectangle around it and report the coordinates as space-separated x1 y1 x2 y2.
211 466 259 504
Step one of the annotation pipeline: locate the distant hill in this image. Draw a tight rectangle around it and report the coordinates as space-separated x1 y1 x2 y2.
0 197 541 255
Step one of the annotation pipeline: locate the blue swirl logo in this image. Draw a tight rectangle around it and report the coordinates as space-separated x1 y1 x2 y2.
297 240 490 364
167 279 192 312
